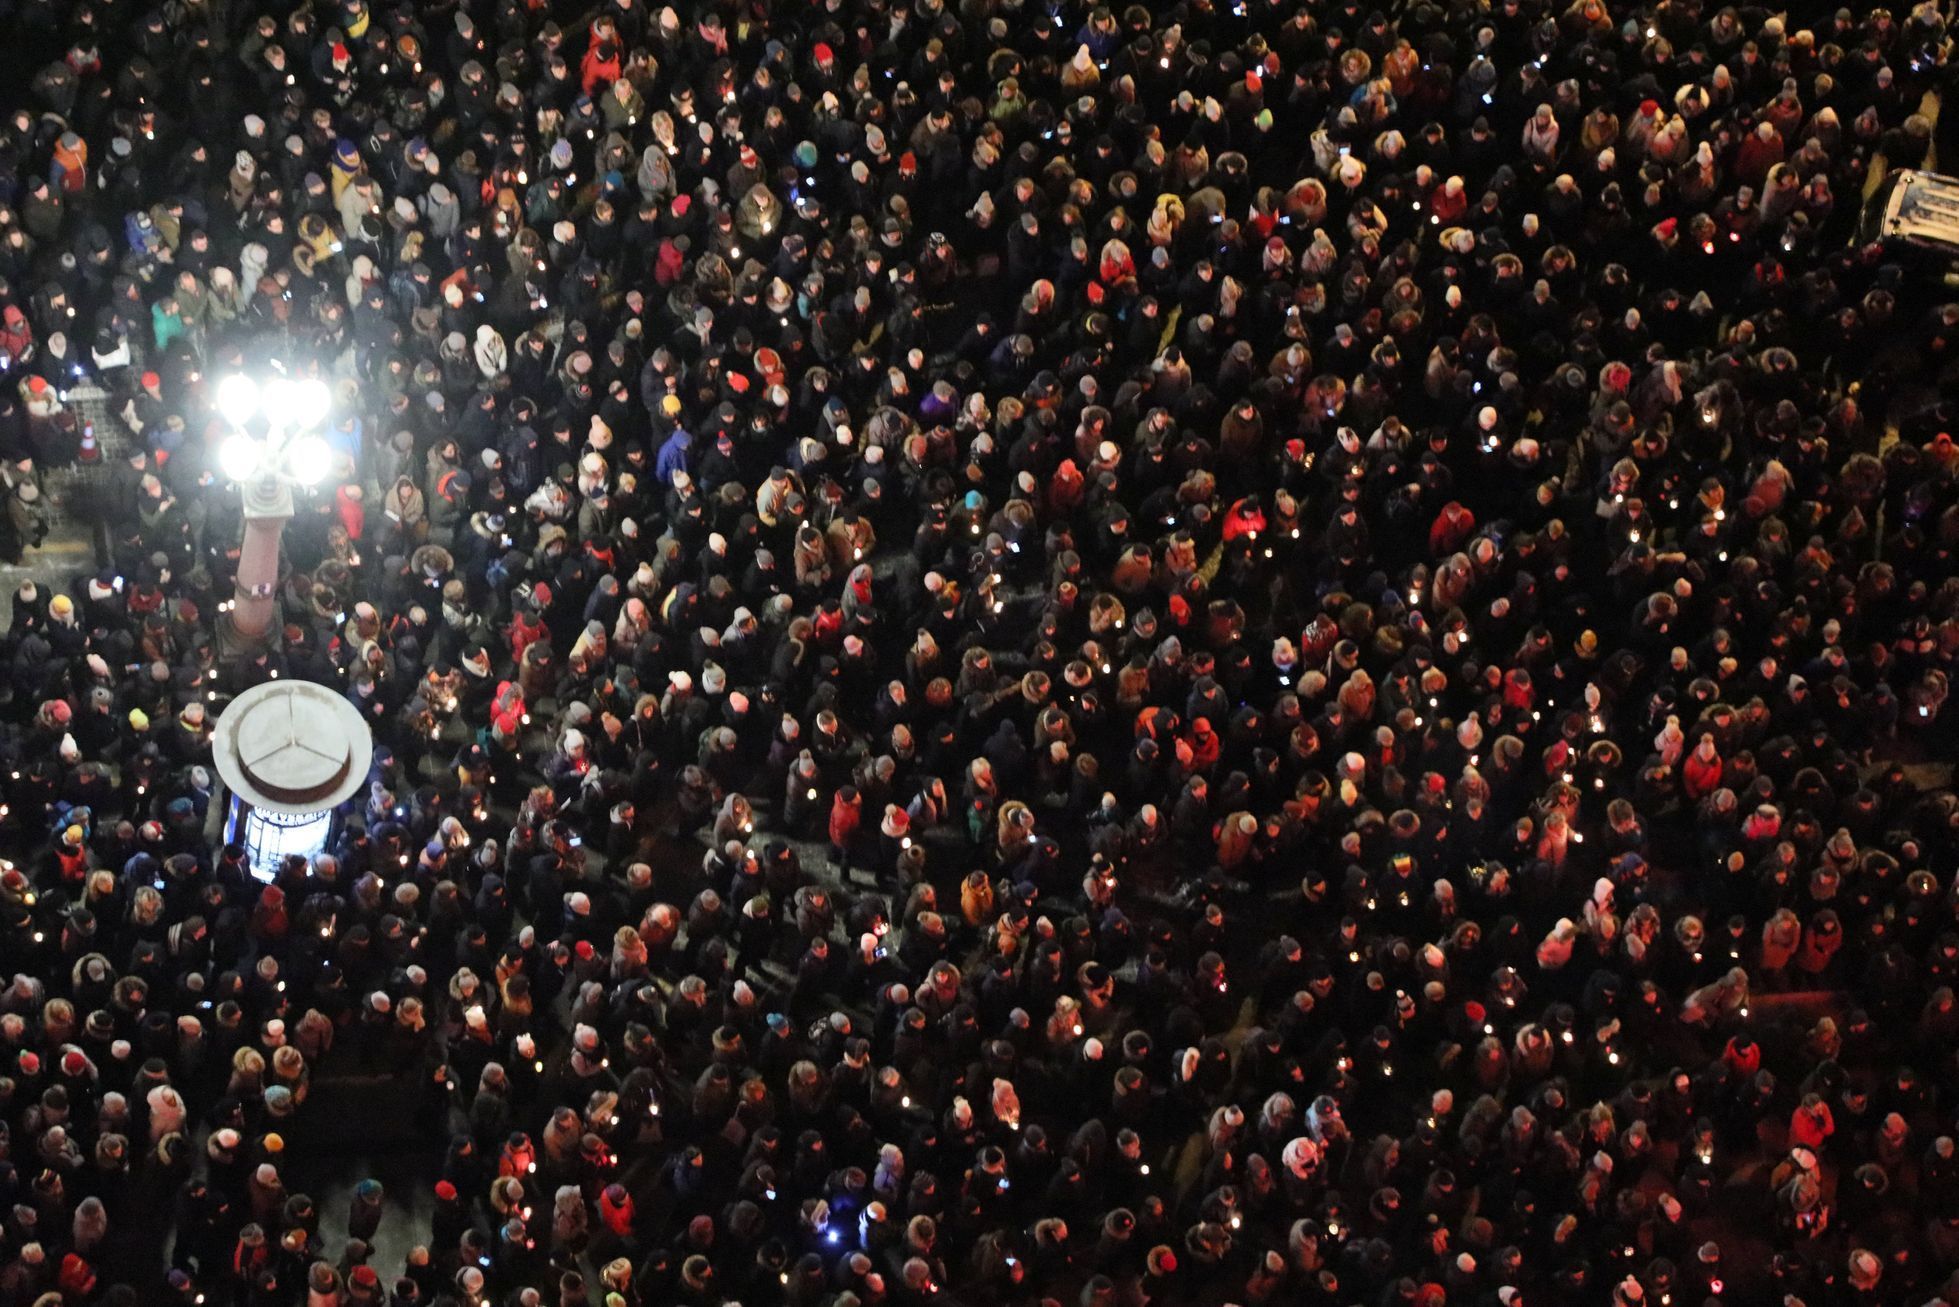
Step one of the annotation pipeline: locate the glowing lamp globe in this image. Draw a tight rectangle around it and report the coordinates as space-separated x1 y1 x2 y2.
292 378 332 430
287 434 333 486
220 434 262 483
216 374 260 427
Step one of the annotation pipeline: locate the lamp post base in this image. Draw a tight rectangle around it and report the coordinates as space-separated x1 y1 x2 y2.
218 606 285 663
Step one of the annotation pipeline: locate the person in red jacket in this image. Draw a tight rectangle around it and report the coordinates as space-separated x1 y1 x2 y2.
55 823 88 882
0 305 32 364
1429 501 1476 556
598 1183 635 1238
508 607 546 665
1184 717 1221 773
1722 1034 1762 1080
1789 1093 1835 1152
336 484 365 543
488 682 527 751
1221 496 1267 545
829 784 862 872
581 38 622 96
1426 174 1469 226
1681 734 1723 800
58 1252 97 1299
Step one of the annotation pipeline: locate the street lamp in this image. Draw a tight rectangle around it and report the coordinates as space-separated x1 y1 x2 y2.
214 374 335 648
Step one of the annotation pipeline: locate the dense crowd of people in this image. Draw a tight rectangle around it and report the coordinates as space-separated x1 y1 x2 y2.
1 0 1959 1302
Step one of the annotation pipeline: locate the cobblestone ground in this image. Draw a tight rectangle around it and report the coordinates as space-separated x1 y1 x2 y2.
0 382 131 622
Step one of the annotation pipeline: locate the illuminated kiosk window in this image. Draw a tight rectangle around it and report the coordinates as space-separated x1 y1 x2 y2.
212 680 373 885
227 802 335 881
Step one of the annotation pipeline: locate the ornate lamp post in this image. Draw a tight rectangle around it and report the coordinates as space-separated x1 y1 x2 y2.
214 373 335 648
